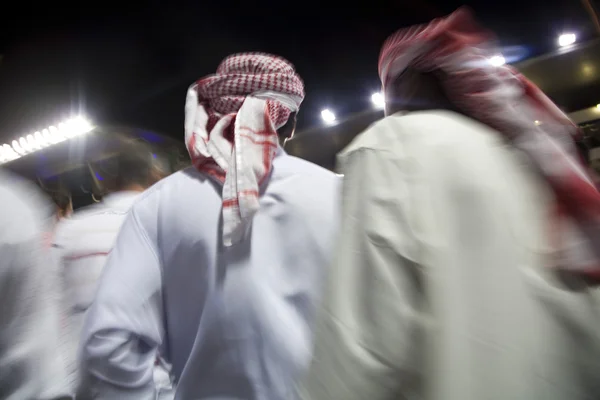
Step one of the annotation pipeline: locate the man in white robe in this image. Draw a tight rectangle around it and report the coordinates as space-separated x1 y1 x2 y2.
77 53 340 399
52 141 171 397
300 8 600 400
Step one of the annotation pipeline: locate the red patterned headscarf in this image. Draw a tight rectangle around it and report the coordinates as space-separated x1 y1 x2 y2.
379 8 600 282
185 53 304 246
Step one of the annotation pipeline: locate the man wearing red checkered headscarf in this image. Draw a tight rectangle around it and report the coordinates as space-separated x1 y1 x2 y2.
77 53 341 399
185 53 306 246
300 9 600 400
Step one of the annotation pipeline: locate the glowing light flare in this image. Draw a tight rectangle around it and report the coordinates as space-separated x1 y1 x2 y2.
34 131 46 147
371 92 385 109
62 120 77 138
27 134 40 151
489 55 506 66
70 116 93 135
321 109 336 124
49 126 63 143
558 33 576 47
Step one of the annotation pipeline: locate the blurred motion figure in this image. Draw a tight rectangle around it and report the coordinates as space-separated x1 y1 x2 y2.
51 190 73 222
51 141 167 396
0 170 69 400
78 53 339 399
301 8 600 400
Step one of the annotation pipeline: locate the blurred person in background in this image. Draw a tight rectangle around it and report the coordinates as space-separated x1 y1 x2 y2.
52 190 73 222
300 8 600 400
0 170 70 400
78 53 340 399
51 141 169 397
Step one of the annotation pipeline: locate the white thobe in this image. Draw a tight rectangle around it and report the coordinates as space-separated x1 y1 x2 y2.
78 149 341 399
53 192 140 340
0 170 69 400
52 191 174 396
300 110 600 400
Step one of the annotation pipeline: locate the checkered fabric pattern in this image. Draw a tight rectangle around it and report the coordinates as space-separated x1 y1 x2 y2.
185 53 304 246
379 7 600 282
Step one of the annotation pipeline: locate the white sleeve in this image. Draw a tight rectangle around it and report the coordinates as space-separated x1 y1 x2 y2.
77 208 163 400
300 148 425 400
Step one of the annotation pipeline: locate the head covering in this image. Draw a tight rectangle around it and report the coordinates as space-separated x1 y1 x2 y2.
379 8 600 282
185 53 305 246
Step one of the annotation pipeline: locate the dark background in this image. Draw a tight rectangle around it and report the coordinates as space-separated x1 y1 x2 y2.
0 0 597 142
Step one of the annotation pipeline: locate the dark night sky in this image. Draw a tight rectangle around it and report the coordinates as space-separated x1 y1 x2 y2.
0 0 597 143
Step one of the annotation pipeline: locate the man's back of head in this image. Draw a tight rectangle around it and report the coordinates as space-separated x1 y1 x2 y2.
111 140 164 193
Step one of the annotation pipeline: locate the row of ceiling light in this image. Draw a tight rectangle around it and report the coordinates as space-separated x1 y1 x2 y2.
321 92 385 125
0 116 94 165
319 33 579 124
0 34 587 159
488 32 576 68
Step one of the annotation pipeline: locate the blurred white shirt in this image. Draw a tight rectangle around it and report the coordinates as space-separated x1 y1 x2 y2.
78 149 340 399
0 170 69 400
54 191 141 340
53 191 173 395
300 110 600 400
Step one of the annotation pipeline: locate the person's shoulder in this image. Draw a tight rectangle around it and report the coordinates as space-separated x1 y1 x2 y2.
0 171 49 242
52 206 96 245
340 114 408 158
69 201 106 219
271 155 341 209
129 168 214 212
275 153 339 182
56 201 110 235
341 110 494 159
0 170 47 211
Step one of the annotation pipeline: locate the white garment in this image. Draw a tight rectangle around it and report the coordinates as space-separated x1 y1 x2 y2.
53 191 173 395
54 191 141 341
300 111 600 400
77 149 340 400
0 170 69 400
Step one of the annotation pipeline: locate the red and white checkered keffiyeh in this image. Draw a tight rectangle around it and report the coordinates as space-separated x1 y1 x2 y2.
185 53 304 246
379 8 600 282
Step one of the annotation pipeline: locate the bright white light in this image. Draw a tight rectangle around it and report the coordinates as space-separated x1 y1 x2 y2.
27 134 40 150
558 33 576 47
0 115 94 165
321 109 336 124
19 137 30 153
596 103 600 109
45 127 55 143
2 144 18 161
70 116 93 135
61 116 93 138
62 120 77 138
489 55 506 66
371 92 385 109
50 125 64 143
12 140 25 155
34 131 46 147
